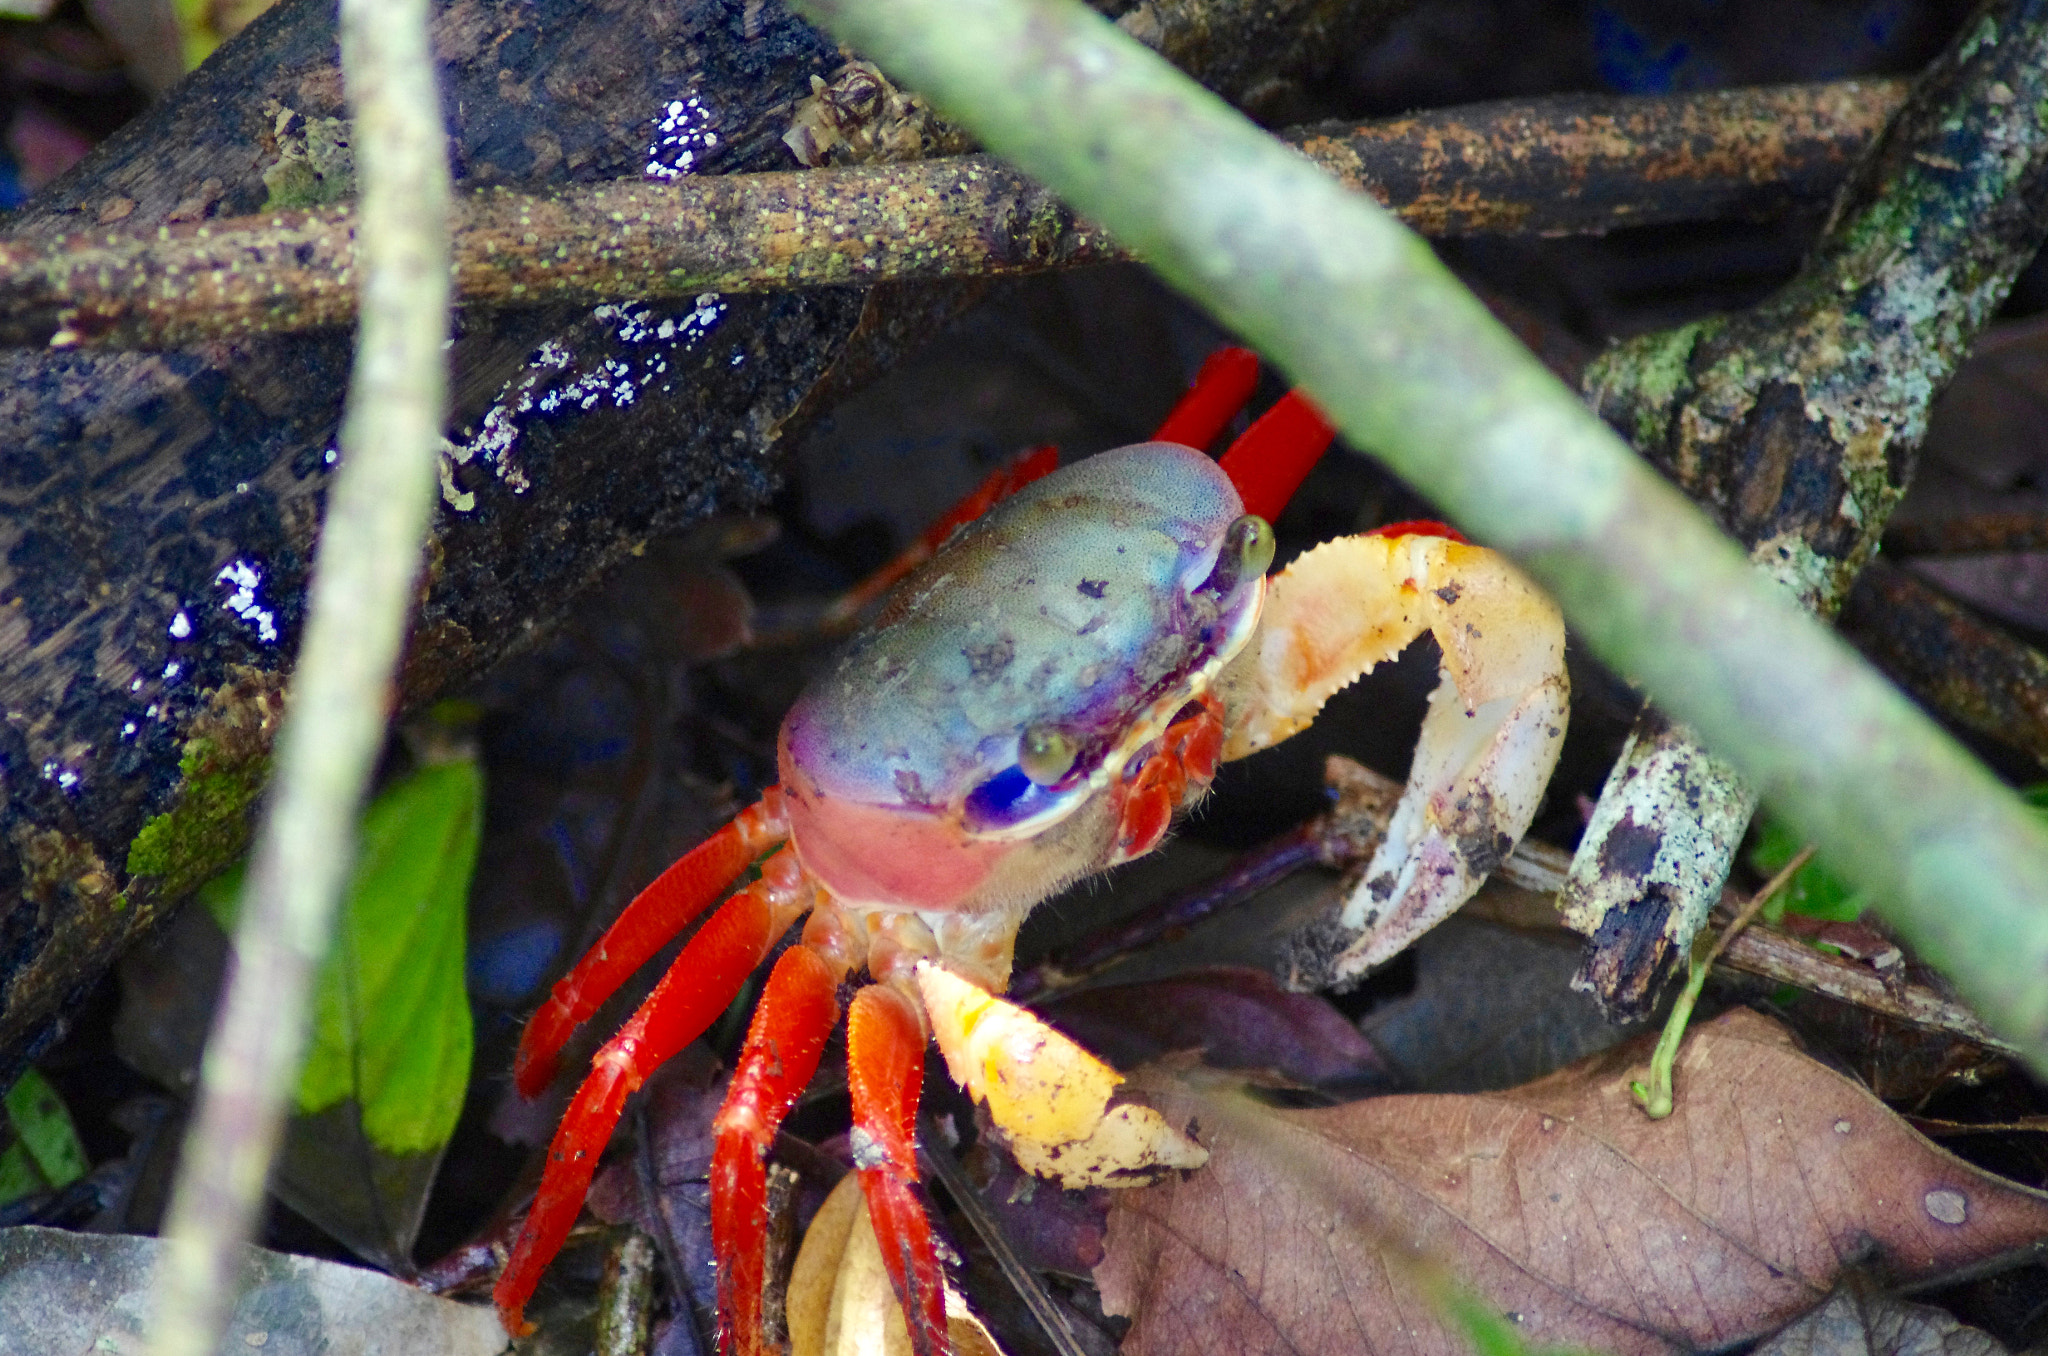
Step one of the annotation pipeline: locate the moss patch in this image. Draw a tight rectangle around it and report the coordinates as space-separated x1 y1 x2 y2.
125 739 272 902
123 666 285 903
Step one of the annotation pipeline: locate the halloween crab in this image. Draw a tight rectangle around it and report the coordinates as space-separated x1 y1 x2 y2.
493 349 1569 1354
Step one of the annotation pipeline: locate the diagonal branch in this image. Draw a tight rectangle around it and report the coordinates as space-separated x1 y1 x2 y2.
0 81 1900 350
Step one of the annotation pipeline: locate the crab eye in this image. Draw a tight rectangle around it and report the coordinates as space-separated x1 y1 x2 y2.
1018 725 1078 786
1200 515 1275 595
964 765 1034 823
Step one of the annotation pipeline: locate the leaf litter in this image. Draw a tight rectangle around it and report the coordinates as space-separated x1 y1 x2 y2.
1096 1008 2048 1356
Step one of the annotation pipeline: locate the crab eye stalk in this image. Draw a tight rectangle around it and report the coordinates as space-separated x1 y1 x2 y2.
1202 514 1275 595
1018 725 1078 786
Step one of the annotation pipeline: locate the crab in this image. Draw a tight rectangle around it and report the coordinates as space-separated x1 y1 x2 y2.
492 349 1569 1354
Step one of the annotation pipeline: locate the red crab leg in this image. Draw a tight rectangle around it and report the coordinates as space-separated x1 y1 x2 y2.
1150 345 1260 450
495 849 804 1335
710 945 843 1356
1216 388 1338 524
847 985 950 1356
514 788 790 1097
1367 518 1470 544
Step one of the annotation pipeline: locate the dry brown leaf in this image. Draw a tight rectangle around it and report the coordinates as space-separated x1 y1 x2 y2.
1750 1277 2011 1356
788 1174 1006 1356
1096 1009 2048 1356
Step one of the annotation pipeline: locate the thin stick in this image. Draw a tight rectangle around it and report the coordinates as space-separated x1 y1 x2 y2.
143 0 451 1346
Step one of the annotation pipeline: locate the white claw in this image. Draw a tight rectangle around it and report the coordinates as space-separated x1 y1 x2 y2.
1336 667 1570 974
1215 531 1569 977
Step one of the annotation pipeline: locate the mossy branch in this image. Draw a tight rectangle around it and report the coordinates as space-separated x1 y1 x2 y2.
791 0 2048 1070
1562 1 2048 1019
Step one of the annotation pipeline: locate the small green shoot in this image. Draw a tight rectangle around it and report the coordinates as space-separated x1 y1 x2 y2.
1632 846 1815 1119
0 1068 90 1205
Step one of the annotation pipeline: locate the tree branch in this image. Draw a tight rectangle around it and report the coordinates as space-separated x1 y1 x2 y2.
0 81 1902 350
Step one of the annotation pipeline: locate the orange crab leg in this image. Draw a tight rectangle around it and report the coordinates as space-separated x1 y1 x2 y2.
710 946 844 1356
1216 387 1338 523
847 986 950 1356
495 851 802 1335
1151 345 1260 450
514 788 790 1096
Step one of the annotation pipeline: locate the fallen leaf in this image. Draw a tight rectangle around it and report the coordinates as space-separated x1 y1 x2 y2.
0 1226 506 1356
1042 965 1391 1090
124 759 483 1273
0 1069 88 1205
788 1174 1006 1356
1097 1009 2048 1356
1750 1277 2010 1356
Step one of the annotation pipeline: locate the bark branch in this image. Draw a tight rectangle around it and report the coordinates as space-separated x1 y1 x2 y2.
793 0 2048 1071
1841 559 2048 770
0 81 1903 350
1558 0 2048 1019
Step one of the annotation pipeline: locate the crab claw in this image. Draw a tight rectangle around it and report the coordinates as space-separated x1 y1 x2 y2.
915 961 1207 1188
1216 528 1568 978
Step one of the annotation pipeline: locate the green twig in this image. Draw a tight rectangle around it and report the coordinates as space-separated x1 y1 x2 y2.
144 0 451 1345
1632 846 1815 1119
791 0 2048 1072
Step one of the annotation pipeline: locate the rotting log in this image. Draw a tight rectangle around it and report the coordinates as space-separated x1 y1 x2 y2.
0 0 916 1085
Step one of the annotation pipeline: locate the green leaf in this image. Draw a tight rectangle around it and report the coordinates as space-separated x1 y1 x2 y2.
1753 787 2048 928
0 1068 90 1204
1748 816 1865 924
205 758 480 1156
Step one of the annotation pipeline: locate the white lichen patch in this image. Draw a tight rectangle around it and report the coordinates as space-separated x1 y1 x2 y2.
440 300 728 511
1750 531 1838 612
645 94 719 181
215 559 280 644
